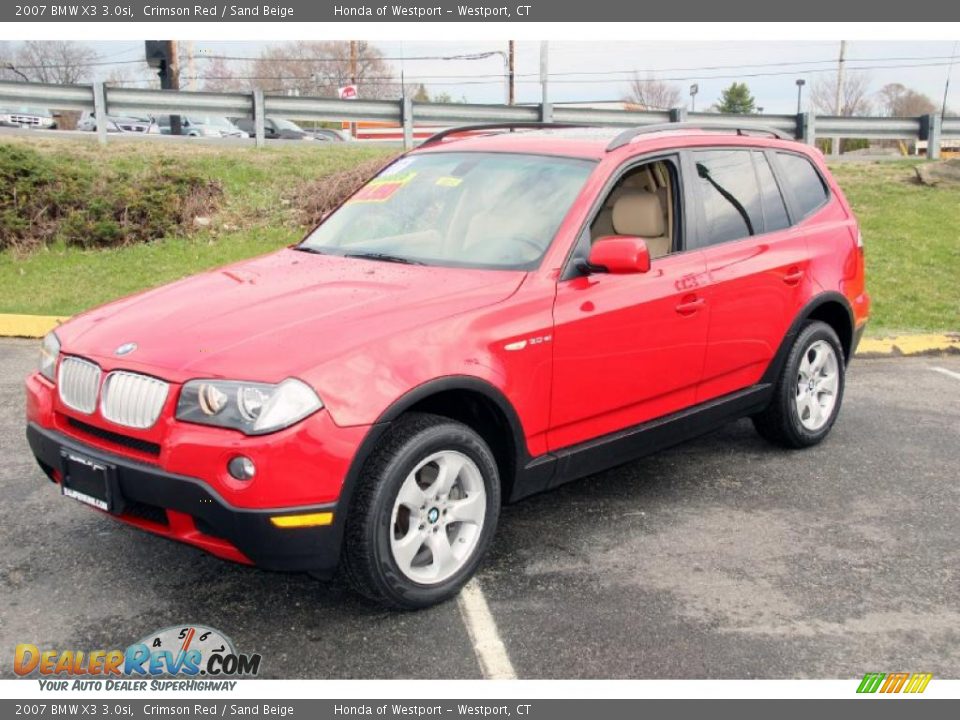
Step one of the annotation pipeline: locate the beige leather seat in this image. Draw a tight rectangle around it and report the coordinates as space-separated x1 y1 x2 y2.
610 191 672 259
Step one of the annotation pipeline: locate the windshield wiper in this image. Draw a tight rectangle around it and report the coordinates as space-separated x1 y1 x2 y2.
344 251 426 265
292 245 328 255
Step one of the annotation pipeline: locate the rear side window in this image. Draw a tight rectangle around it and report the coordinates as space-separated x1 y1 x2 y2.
693 150 763 245
776 152 829 219
753 151 790 233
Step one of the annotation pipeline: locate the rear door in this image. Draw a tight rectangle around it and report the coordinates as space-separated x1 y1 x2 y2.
689 148 810 402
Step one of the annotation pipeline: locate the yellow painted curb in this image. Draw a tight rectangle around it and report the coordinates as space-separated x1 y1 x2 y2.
856 333 960 357
0 314 70 339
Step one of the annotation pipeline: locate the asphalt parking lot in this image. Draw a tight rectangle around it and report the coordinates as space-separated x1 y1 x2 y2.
1 337 958 679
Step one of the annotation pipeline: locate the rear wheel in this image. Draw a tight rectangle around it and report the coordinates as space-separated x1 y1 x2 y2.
341 413 500 609
753 321 846 448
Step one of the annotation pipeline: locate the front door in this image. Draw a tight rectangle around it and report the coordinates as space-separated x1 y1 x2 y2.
548 249 711 451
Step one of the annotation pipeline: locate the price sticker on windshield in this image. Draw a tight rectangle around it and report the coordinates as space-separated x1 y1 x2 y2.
348 172 417 203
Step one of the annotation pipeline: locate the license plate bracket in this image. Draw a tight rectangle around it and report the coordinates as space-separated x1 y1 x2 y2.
60 450 121 514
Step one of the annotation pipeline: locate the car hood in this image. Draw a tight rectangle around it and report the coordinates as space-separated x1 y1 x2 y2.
58 248 525 383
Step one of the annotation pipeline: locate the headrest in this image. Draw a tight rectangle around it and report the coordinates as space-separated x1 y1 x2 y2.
612 192 665 238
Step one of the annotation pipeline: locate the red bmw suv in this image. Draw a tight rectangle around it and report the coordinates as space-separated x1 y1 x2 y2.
26 122 869 608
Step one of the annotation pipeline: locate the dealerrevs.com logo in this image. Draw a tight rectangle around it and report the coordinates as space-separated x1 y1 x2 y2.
15 625 261 691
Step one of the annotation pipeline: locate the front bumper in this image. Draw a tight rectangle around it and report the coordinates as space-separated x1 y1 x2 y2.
27 422 344 575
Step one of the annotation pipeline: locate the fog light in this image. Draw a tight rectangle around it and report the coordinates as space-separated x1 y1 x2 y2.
227 455 256 481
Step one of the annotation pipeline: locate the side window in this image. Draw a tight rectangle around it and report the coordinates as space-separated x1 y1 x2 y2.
776 152 829 219
587 158 679 261
753 152 790 233
693 150 763 246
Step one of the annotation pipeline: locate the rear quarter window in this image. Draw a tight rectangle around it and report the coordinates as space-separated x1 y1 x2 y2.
776 152 829 219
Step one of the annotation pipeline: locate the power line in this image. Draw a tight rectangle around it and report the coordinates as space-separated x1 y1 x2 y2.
511 54 960 79
11 51 960 81
191 59 960 87
515 60 960 84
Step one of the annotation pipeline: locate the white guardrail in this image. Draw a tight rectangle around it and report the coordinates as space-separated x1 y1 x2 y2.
1 80 957 157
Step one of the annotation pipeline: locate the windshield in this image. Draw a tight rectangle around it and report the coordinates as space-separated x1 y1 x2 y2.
300 152 595 270
187 116 236 128
272 118 304 131
2 106 50 116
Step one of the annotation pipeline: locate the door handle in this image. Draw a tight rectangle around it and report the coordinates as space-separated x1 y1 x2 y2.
783 268 804 285
675 295 705 316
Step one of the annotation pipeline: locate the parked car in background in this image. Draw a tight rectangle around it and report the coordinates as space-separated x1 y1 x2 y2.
308 127 346 142
233 116 319 141
156 115 248 138
76 112 159 134
0 106 55 129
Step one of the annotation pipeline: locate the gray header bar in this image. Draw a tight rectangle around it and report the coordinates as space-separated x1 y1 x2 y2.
3 0 955 23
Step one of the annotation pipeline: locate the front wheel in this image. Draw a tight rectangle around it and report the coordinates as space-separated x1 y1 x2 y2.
341 413 500 609
753 320 846 448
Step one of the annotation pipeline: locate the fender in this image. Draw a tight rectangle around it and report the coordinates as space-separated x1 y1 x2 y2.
760 291 855 387
328 376 535 560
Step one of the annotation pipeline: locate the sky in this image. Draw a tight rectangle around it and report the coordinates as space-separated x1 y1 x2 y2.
73 39 960 114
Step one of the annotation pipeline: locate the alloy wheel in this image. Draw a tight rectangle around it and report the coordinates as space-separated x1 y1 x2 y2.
389 450 487 585
795 339 840 431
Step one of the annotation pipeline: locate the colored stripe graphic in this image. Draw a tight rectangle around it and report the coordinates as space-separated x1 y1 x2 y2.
857 673 886 693
904 674 933 694
880 672 909 693
857 672 932 694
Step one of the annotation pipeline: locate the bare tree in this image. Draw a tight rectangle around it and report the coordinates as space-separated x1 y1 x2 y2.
14 41 99 84
248 41 397 99
200 56 249 93
810 71 872 116
876 83 937 117
623 73 682 110
103 62 155 89
1 41 24 81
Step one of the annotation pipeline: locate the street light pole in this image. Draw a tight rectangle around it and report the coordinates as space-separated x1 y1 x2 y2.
689 83 699 112
796 78 806 114
508 40 515 105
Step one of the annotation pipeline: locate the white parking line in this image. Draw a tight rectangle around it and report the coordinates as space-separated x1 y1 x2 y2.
457 578 517 680
931 366 960 382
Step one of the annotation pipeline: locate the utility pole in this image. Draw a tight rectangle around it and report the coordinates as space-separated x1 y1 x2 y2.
508 40 515 105
349 40 357 138
942 41 958 121
540 41 549 107
146 40 182 135
832 40 846 156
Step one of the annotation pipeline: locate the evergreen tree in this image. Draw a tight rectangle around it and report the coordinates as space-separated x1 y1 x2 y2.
716 82 757 114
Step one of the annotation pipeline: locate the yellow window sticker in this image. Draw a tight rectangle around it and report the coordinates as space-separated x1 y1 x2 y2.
435 176 463 188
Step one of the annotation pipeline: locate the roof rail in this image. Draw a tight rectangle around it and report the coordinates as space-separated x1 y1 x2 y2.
420 122 586 148
606 122 791 151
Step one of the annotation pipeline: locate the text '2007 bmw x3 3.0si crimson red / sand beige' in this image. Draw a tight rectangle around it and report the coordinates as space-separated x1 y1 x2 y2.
25 122 869 609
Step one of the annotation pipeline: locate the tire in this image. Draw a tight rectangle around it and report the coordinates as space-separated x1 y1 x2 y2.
340 412 501 609
752 320 846 448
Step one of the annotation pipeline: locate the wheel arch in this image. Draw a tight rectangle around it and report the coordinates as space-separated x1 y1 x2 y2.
762 292 855 387
338 377 528 519
375 376 526 502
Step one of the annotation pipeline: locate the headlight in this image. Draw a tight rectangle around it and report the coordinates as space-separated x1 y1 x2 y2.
39 332 60 383
176 378 323 435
